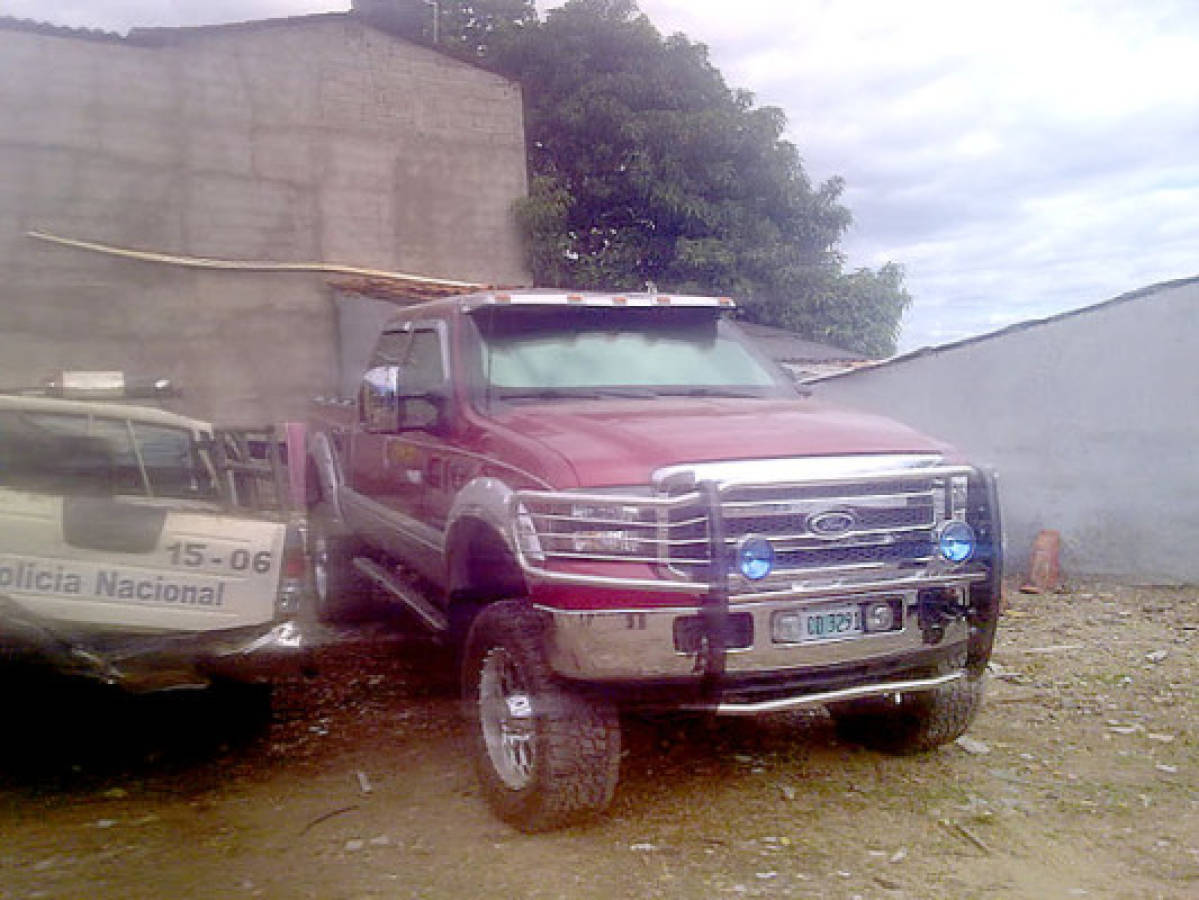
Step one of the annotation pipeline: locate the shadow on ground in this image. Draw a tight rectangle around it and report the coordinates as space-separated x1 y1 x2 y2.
1 628 844 804
0 664 275 788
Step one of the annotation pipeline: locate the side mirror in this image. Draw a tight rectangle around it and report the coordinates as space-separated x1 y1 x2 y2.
359 366 447 433
359 366 401 432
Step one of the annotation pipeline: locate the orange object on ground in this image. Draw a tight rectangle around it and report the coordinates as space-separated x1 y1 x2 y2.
1022 529 1061 593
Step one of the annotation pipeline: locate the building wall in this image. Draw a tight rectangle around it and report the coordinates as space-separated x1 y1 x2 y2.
0 16 530 424
814 279 1199 584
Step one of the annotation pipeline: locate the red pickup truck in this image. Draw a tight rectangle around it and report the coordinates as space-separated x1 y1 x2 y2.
306 290 1002 831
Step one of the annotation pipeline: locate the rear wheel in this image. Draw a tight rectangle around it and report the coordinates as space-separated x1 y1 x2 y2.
832 673 985 754
462 601 621 832
306 503 371 623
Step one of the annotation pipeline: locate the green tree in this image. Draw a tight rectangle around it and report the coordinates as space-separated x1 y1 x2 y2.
771 262 912 359
353 0 537 58
435 0 538 61
416 0 912 356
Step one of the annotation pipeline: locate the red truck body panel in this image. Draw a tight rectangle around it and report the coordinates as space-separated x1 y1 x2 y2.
485 397 951 489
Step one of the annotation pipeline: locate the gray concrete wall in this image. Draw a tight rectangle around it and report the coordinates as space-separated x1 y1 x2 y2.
814 279 1199 584
0 16 529 425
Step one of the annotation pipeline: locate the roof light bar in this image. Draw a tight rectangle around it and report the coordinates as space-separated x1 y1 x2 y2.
41 371 177 400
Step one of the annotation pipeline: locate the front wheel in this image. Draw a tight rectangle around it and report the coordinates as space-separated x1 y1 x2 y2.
462 601 621 832
831 673 985 754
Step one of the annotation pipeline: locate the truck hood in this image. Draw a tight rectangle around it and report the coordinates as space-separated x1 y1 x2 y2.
492 396 950 487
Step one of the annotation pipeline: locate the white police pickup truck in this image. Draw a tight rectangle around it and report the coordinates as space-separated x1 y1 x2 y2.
0 373 308 690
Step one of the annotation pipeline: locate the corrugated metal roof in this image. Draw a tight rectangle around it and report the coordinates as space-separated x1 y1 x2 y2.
332 276 493 305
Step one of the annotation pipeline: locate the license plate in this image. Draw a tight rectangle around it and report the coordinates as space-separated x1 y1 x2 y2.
800 605 863 642
771 603 866 644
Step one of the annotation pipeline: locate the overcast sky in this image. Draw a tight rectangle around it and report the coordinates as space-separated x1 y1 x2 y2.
6 1 1197 350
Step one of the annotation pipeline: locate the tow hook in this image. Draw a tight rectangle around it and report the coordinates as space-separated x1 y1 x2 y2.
917 587 969 645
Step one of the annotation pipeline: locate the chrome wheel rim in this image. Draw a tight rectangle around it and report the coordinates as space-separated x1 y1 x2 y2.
478 647 535 790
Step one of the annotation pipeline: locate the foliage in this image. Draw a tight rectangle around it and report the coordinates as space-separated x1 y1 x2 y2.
435 0 538 60
768 262 912 360
353 0 537 58
405 0 912 356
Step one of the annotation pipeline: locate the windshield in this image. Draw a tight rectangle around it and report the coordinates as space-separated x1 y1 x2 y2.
0 410 218 500
469 307 790 400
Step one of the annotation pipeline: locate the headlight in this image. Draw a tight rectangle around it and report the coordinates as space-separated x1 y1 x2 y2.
570 502 643 523
569 503 648 555
571 530 643 554
737 536 774 580
938 520 976 563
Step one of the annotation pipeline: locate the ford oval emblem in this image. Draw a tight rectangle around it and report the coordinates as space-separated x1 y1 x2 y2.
807 509 856 538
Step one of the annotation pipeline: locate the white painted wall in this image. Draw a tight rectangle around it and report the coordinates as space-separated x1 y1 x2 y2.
815 279 1199 584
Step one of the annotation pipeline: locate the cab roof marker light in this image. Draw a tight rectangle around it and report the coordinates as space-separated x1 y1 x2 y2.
460 293 738 311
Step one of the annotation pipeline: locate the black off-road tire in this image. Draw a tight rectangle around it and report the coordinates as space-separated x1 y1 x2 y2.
832 673 985 755
462 601 621 832
306 503 372 624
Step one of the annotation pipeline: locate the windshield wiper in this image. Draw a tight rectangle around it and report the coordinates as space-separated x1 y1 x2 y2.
496 387 664 401
496 388 613 401
649 386 767 398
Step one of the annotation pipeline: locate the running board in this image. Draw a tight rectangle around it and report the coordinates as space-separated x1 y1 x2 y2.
699 670 966 716
352 557 448 633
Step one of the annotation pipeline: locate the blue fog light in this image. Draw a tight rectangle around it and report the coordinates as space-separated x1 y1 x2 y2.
737 536 774 580
939 521 977 563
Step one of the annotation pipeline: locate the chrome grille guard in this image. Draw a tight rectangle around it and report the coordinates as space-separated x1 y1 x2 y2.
510 462 991 599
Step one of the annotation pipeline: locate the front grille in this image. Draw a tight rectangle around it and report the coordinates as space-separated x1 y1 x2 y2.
663 470 958 593
773 539 933 570
514 460 979 597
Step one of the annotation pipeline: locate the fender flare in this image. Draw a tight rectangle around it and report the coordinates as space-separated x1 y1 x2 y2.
445 477 521 596
446 477 516 550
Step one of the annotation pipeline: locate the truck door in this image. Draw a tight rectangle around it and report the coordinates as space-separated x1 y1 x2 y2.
346 321 447 583
408 320 477 538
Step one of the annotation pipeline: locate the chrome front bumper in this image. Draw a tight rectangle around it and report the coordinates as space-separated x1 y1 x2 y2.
538 589 970 682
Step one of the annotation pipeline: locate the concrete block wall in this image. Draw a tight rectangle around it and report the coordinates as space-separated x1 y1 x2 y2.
814 279 1199 584
0 16 530 425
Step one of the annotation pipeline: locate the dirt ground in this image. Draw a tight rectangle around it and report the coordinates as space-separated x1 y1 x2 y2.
1 580 1195 900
